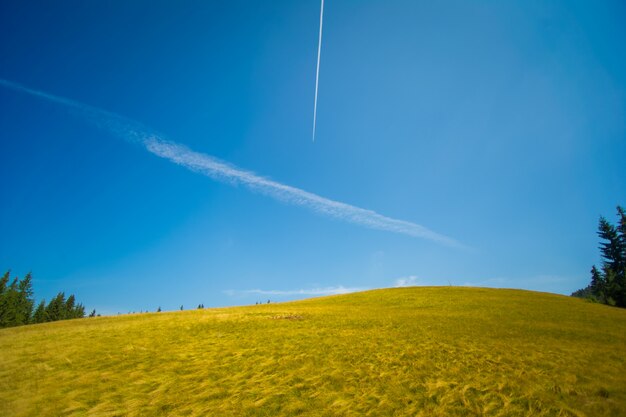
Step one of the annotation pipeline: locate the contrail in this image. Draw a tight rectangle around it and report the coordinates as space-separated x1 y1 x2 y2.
312 0 324 142
0 79 462 247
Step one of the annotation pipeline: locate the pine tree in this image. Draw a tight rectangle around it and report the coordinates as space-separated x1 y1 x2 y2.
0 270 9 295
73 302 85 319
618 206 626 248
590 266 605 302
33 300 47 323
0 271 10 327
0 277 20 327
0 271 91 326
603 207 626 307
46 292 66 322
0 273 38 326
64 294 84 319
89 309 96 318
617 207 626 304
575 206 626 307
598 217 625 272
65 294 76 317
17 272 35 324
604 268 620 306
0 273 35 326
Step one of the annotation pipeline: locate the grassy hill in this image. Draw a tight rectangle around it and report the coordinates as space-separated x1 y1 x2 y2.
1 287 625 416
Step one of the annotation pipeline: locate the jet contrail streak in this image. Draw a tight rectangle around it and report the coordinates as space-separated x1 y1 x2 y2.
0 78 462 247
312 0 324 142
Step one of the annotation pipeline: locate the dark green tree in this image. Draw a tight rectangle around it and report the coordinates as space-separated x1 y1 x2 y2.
0 270 91 327
618 207 626 250
0 271 10 326
45 292 66 322
65 294 75 315
590 266 605 302
0 270 8 295
598 217 625 272
574 206 626 307
73 302 85 319
0 272 34 327
33 300 47 323
63 294 84 319
17 272 35 324
0 277 20 327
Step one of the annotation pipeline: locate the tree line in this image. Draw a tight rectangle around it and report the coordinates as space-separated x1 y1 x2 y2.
573 206 626 307
0 271 88 328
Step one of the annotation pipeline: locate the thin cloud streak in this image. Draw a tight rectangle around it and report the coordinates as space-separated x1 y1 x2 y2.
394 275 419 287
145 139 461 246
226 286 365 296
0 79 462 246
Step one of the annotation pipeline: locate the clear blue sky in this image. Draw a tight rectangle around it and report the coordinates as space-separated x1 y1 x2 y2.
1 0 624 314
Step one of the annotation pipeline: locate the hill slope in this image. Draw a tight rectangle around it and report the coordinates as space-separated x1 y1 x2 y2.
1 287 626 416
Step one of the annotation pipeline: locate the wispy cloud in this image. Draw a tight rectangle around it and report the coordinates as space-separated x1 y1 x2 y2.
225 286 365 297
394 275 419 287
0 79 462 246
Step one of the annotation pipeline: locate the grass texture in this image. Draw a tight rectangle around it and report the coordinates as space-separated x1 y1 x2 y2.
1 287 626 416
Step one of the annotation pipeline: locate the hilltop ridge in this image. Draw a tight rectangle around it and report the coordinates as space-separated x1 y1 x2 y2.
1 287 625 416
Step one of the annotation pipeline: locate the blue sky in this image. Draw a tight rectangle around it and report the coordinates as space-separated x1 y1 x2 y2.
1 0 624 314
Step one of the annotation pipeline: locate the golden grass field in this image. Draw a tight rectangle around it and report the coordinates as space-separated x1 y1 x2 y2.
1 287 626 416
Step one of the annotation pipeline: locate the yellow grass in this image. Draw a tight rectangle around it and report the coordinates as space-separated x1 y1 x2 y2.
1 287 625 416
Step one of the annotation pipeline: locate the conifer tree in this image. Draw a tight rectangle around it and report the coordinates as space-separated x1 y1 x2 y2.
575 206 626 307
618 206 626 251
590 266 605 302
0 272 30 327
45 292 66 322
0 277 20 327
0 271 90 327
0 271 10 326
0 273 34 326
0 270 9 295
598 217 624 273
33 300 47 323
65 294 75 316
76 304 85 318
17 272 35 324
